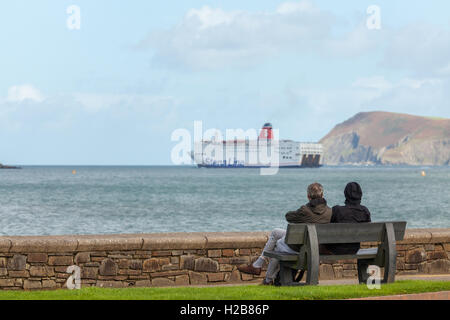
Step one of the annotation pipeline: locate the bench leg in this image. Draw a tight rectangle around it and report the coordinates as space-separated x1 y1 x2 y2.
382 223 397 284
357 259 372 284
278 263 295 286
305 225 319 285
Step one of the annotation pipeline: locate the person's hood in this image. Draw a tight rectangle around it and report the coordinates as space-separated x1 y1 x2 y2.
344 182 362 205
308 198 329 215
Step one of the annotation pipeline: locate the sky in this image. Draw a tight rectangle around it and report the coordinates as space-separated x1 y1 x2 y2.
0 0 449 165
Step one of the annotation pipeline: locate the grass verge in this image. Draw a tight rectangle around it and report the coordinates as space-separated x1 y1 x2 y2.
0 280 448 300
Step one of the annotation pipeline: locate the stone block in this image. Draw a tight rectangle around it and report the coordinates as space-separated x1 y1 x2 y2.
152 278 174 287
75 252 90 264
77 235 143 252
333 266 343 279
117 259 129 269
427 251 448 260
96 281 125 288
222 249 234 257
143 258 160 272
0 239 11 253
0 268 7 276
194 258 219 272
9 270 29 278
161 264 179 271
208 250 221 258
204 232 268 249
81 267 98 279
142 233 206 250
7 254 27 270
230 257 249 265
220 264 233 272
129 260 143 270
427 259 450 274
23 280 42 290
429 229 450 243
401 229 432 244
28 253 48 263
48 256 74 266
99 258 118 276
175 275 190 286
134 280 152 287
118 269 141 276
241 273 254 281
228 269 241 283
0 279 15 287
42 280 57 289
239 249 251 256
151 250 171 257
9 236 78 253
405 248 427 264
207 272 225 282
343 264 356 270
319 264 335 280
30 266 55 277
189 271 207 285
342 270 357 278
150 270 187 278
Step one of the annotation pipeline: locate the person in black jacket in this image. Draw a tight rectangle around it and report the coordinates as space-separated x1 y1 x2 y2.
325 182 371 255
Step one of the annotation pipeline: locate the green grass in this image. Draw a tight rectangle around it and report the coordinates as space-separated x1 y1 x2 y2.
0 280 448 300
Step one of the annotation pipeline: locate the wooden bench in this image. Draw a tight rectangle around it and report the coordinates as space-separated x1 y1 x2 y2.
263 221 407 286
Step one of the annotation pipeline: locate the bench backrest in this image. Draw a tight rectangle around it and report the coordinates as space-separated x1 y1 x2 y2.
284 221 407 245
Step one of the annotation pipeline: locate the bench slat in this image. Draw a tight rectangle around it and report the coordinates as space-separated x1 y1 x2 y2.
285 221 406 245
263 247 378 262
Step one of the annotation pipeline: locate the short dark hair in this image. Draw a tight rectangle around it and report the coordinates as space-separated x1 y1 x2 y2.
307 182 324 199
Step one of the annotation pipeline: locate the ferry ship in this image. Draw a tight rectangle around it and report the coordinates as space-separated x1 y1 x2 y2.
191 123 323 168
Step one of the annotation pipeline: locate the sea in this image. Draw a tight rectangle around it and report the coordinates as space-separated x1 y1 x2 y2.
0 166 448 236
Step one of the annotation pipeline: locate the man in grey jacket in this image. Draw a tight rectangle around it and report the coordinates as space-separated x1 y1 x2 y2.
238 182 332 285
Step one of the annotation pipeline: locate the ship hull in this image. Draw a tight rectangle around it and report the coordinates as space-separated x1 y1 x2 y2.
197 164 322 168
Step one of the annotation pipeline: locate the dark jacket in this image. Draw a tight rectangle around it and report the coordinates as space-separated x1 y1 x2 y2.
326 182 371 254
285 198 332 251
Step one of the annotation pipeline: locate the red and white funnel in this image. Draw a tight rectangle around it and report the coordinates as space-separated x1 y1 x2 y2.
259 122 273 140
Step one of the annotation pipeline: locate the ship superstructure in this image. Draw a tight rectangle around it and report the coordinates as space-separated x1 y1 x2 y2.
191 123 323 168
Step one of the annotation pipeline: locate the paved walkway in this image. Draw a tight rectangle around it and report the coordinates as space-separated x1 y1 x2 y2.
318 274 450 286
350 291 449 300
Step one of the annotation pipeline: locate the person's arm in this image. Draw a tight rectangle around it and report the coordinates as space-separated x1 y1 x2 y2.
285 206 308 223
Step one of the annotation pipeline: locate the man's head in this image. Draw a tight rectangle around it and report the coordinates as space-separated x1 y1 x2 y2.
307 182 324 200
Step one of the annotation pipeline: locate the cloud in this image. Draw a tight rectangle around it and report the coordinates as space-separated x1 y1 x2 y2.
352 76 392 90
381 22 450 77
6 84 44 103
0 89 180 133
284 75 450 131
138 1 336 69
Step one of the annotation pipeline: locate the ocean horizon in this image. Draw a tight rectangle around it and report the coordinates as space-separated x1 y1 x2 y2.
0 165 448 236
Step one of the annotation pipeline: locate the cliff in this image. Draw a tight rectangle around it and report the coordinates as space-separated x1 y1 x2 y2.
320 112 450 166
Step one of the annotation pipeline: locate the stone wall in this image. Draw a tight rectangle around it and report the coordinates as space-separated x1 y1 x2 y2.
0 229 448 290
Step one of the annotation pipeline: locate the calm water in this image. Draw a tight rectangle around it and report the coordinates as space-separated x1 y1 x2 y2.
0 166 448 236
